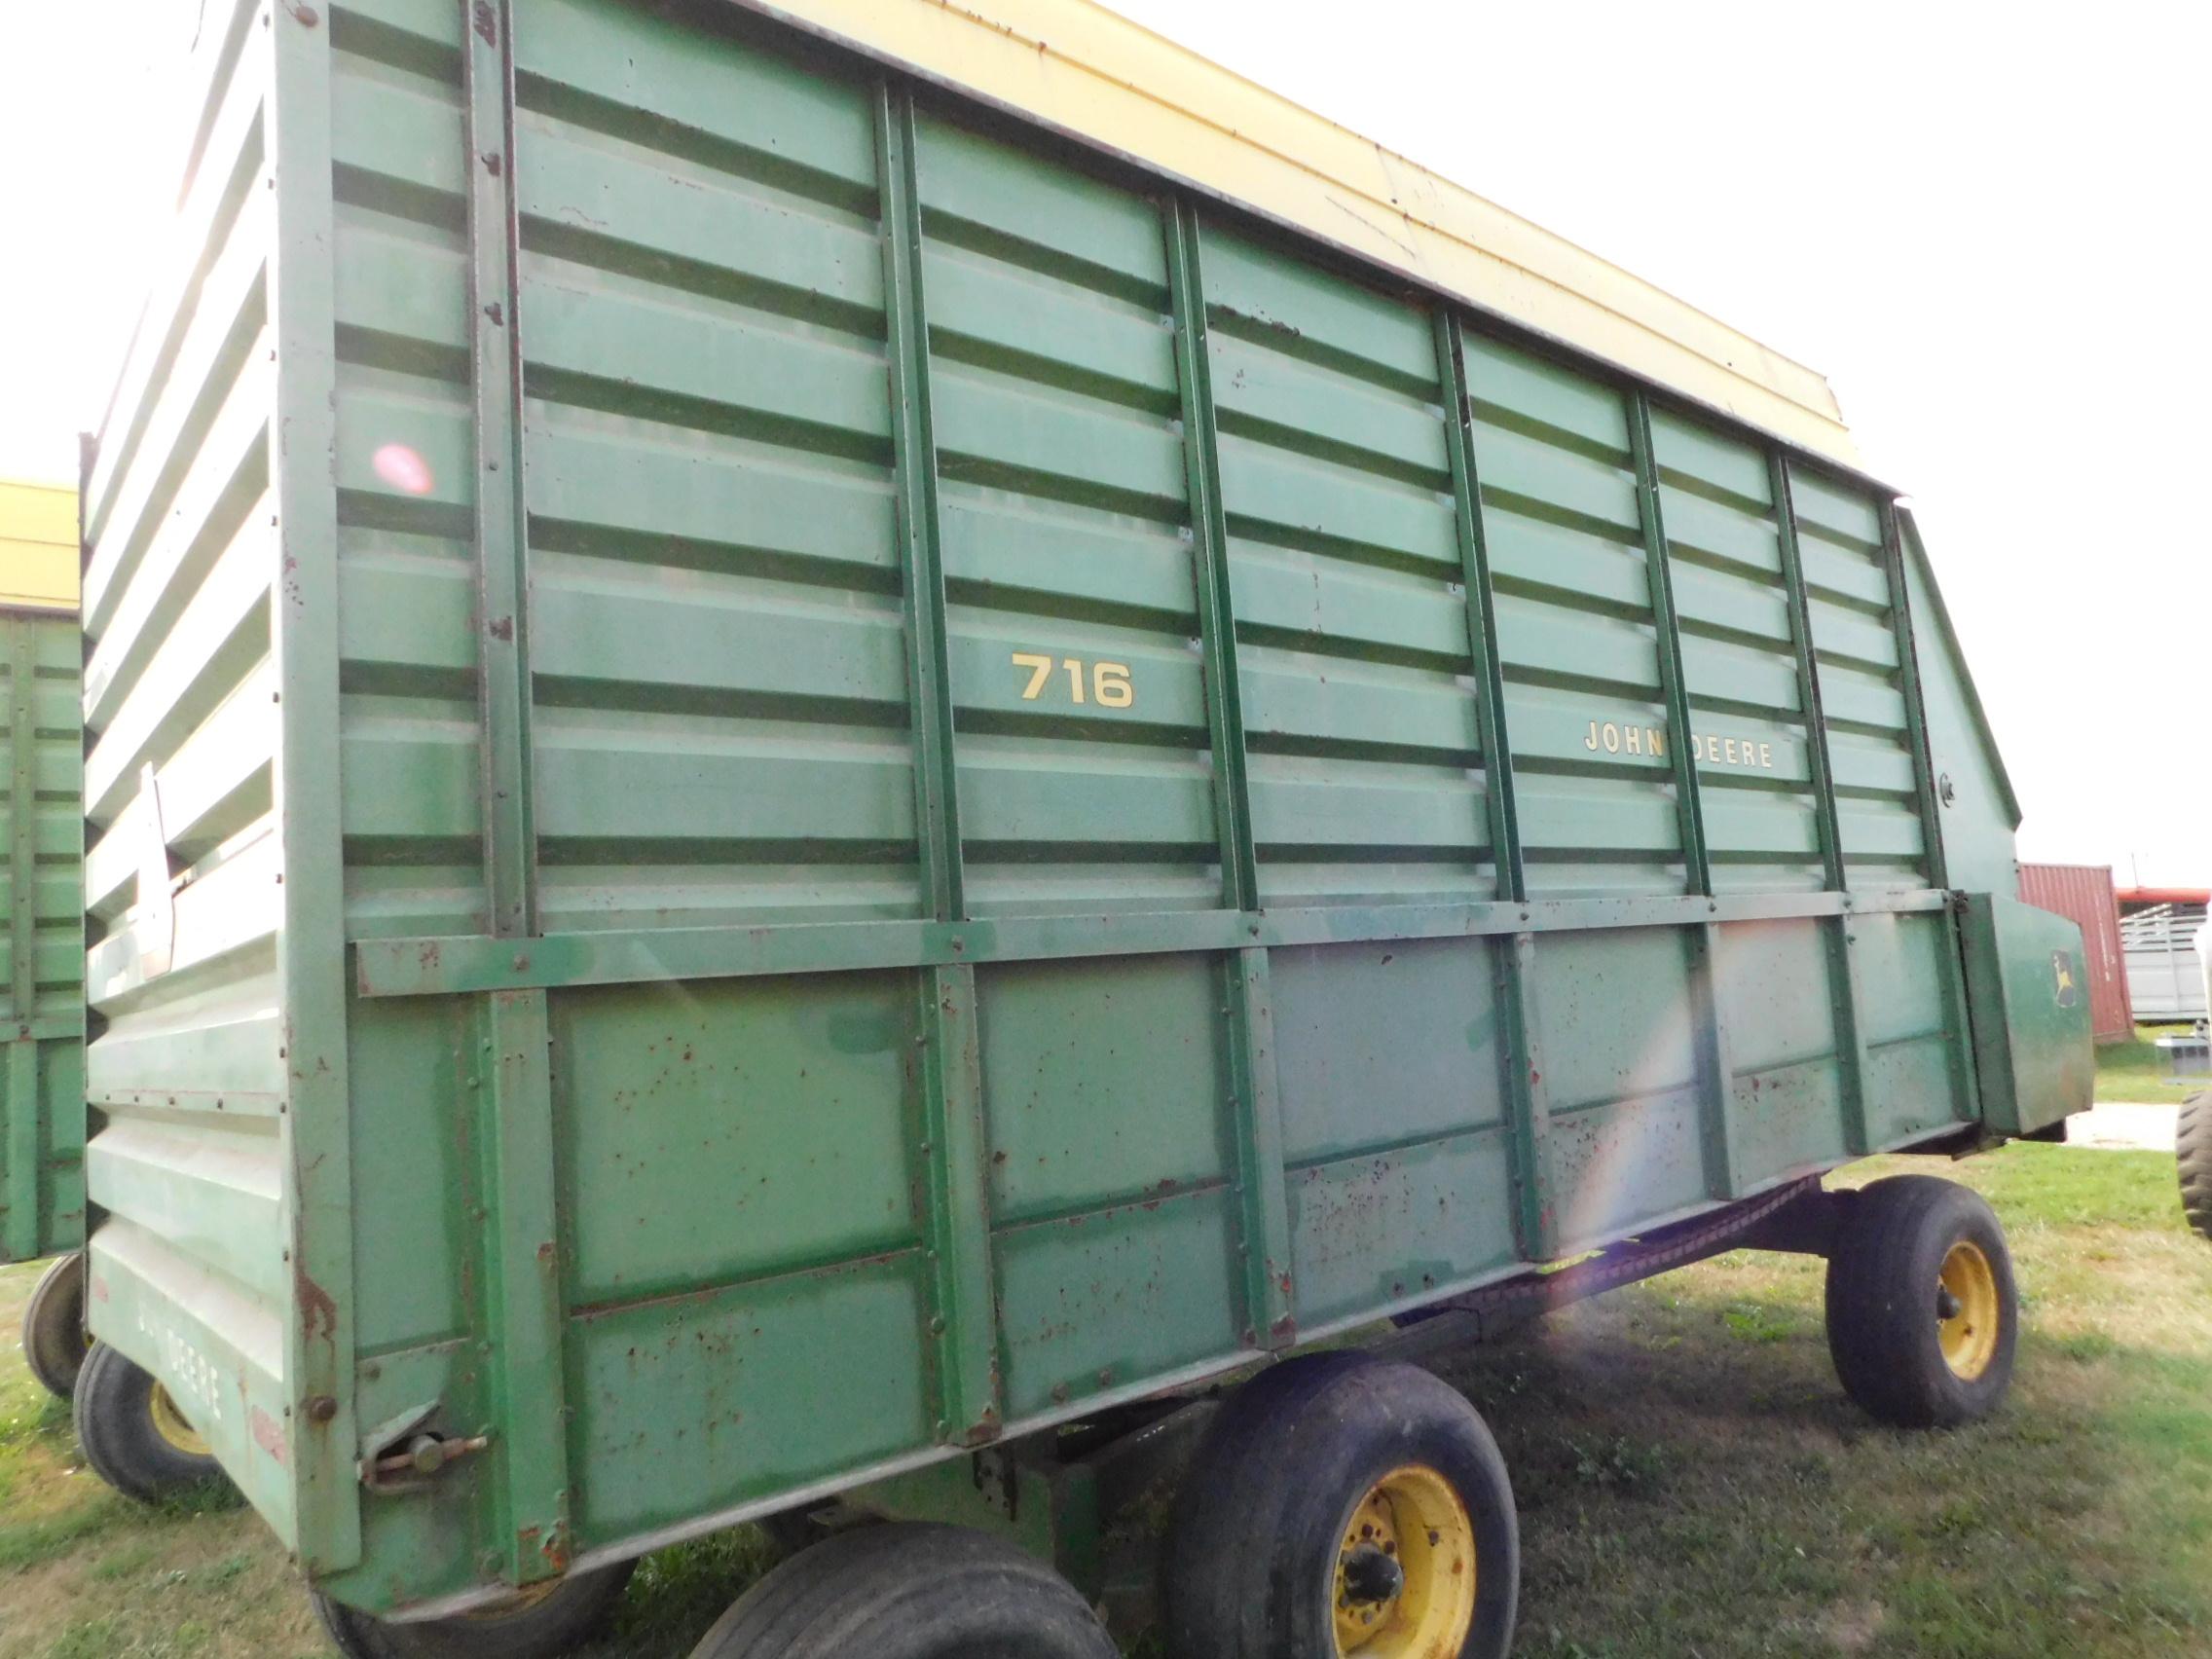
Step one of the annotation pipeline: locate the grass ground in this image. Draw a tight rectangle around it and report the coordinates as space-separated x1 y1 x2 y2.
1 1142 2205 1657
2095 1025 2208 1106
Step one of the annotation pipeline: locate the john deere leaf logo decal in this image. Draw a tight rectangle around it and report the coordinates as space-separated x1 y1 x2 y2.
2052 951 2081 1009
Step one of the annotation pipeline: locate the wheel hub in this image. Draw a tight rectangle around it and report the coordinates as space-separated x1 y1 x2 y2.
1936 1240 2000 1382
1332 1464 1477 1656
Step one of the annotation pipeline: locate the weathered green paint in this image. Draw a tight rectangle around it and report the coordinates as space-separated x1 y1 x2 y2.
73 0 2082 1624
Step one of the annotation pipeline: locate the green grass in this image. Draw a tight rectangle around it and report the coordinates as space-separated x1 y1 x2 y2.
1 1143 2206 1657
2094 1025 2207 1105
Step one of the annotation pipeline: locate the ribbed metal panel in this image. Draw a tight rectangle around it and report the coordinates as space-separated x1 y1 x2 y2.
2018 864 2132 1042
77 0 297 1545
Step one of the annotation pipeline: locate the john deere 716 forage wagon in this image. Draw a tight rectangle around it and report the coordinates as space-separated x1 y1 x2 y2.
74 1 2091 1654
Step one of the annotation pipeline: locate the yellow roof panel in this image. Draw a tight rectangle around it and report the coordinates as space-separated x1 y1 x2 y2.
0 480 81 613
745 0 1860 466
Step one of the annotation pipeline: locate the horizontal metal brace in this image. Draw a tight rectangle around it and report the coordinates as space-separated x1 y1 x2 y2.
353 890 1954 1000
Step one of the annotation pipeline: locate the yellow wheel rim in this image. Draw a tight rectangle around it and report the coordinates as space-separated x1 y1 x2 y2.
1937 1240 2001 1381
148 1383 210 1457
1332 1464 1477 1656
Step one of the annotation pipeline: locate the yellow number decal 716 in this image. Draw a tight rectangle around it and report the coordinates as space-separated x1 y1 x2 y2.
1011 652 1135 710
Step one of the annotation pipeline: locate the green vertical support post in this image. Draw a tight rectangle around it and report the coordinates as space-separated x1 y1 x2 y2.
466 0 536 940
476 991 571 1579
1626 391 1711 896
1772 455 1871 1156
267 0 362 1574
4 617 39 1260
1439 315 1553 1256
1226 947 1293 1347
1167 200 1290 1345
916 963 1000 1443
464 0 570 1582
878 88 1001 1426
1628 393 1734 1198
1165 201 1258 913
876 87 966 924
1879 503 1980 1123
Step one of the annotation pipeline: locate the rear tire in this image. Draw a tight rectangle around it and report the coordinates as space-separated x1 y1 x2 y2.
311 1563 635 1659
2179 1091 2211 1243
1162 1351 1519 1659
689 1522 1116 1659
72 1340 226 1502
1825 1175 2017 1428
20 1250 89 1401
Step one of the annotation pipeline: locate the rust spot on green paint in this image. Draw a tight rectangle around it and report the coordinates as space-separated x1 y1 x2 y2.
296 1265 339 1344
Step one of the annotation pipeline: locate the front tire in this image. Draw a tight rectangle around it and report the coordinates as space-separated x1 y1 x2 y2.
20 1250 89 1401
1825 1175 2018 1428
689 1523 1116 1659
1162 1351 1519 1659
312 1563 636 1659
2179 1091 2210 1243
72 1340 226 1502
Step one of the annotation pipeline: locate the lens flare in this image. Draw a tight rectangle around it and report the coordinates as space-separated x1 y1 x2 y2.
371 443 435 497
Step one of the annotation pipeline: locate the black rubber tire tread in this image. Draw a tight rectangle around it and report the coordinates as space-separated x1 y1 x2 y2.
312 1563 636 1659
2180 1091 2212 1243
689 1522 1117 1659
1163 1352 1519 1659
20 1250 88 1401
72 1340 225 1503
1825 1174 2018 1429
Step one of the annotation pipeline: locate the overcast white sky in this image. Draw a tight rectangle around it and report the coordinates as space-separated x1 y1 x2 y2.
2 1 2205 883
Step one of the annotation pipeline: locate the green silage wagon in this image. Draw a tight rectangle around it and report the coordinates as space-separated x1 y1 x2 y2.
0 478 90 1405
72 1 2093 1654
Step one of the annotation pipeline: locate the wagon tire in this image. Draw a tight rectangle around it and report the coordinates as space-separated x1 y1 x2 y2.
20 1250 89 1401
1162 1352 1518 1659
2179 1091 2212 1243
1825 1174 2017 1428
688 1521 1116 1658
72 1340 227 1503
311 1562 636 1659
